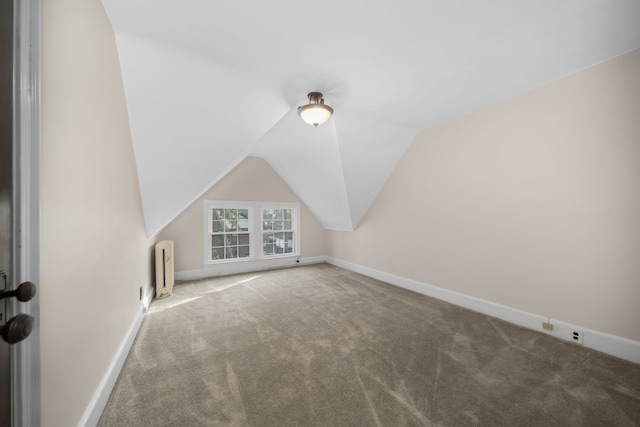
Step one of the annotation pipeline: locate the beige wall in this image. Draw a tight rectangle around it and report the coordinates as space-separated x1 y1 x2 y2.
41 0 153 425
328 49 640 342
158 156 327 272
36 2 639 419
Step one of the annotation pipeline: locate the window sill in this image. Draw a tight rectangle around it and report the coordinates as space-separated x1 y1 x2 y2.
201 255 301 276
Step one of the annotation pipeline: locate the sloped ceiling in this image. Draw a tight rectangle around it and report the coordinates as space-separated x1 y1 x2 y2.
101 0 640 236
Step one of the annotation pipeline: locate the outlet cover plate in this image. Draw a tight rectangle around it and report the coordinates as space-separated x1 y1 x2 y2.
570 330 584 345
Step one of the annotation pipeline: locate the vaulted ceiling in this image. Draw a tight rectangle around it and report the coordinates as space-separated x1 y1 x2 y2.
101 0 640 237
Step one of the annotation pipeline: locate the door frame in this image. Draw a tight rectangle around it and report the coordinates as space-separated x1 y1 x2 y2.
12 0 41 426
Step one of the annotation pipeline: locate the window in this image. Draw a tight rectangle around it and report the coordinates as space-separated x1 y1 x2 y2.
210 208 250 260
262 208 294 256
204 201 299 265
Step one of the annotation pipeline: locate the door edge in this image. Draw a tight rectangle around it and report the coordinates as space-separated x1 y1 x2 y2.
12 0 41 426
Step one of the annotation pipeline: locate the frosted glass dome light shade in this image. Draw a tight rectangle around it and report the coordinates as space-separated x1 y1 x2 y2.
298 92 334 127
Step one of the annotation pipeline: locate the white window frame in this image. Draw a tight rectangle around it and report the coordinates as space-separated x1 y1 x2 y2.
203 200 300 266
261 205 297 257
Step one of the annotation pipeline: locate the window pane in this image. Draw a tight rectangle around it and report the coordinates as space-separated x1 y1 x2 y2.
263 209 273 220
225 220 237 232
284 209 292 220
263 220 272 231
273 220 283 231
275 232 284 254
263 244 274 255
226 234 238 245
283 220 292 231
274 209 284 219
263 231 274 256
212 220 224 232
213 209 225 220
239 233 249 245
284 231 293 253
238 245 250 258
212 247 224 260
211 235 224 247
263 233 274 245
238 209 249 231
225 247 237 259
225 209 237 221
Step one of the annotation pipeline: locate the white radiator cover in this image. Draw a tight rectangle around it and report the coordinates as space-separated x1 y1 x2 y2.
155 240 174 298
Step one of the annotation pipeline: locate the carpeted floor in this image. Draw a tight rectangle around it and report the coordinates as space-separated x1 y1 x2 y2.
98 263 640 426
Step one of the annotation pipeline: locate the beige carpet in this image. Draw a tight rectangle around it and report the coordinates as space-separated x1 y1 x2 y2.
98 263 640 426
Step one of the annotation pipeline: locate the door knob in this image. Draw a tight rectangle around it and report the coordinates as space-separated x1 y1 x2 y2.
0 281 37 302
1 313 34 344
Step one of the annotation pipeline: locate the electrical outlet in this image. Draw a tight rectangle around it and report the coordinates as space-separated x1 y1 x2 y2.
542 321 553 331
570 330 583 345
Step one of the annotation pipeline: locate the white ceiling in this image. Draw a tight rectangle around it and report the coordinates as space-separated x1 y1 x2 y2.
101 0 640 236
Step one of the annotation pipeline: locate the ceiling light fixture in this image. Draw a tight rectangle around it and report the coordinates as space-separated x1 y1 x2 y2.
297 92 333 127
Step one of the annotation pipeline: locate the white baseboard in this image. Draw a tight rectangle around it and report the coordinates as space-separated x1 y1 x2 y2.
175 256 327 281
78 299 147 427
143 282 155 308
326 257 640 365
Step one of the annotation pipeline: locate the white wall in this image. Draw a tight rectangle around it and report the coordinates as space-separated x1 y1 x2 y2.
41 0 153 425
328 49 640 343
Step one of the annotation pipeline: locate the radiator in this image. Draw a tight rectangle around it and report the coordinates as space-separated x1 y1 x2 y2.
155 240 174 298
